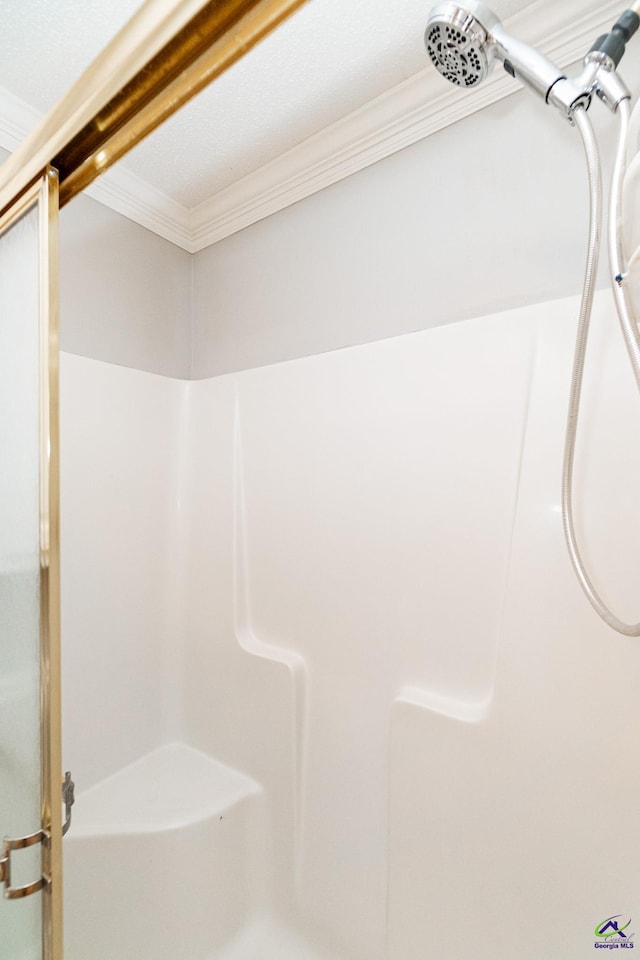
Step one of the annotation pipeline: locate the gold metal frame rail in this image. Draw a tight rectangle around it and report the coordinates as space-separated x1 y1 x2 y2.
0 0 308 217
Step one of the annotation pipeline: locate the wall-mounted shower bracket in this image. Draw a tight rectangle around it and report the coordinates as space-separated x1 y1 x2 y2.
588 60 632 112
533 6 637 117
549 56 632 118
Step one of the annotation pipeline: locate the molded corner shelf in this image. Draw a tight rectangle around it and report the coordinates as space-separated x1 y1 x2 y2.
70 741 262 837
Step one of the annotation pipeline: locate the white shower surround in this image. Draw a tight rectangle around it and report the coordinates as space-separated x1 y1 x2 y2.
60 288 640 960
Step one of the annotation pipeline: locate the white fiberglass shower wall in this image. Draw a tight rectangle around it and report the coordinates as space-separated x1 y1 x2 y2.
57 67 640 960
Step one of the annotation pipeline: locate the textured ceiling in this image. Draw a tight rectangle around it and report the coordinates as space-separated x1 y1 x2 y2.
0 0 142 113
0 0 532 208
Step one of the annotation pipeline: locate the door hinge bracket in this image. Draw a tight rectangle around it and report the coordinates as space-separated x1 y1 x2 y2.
1 770 75 900
0 830 48 900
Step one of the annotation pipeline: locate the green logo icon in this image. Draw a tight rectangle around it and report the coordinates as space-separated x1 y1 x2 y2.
595 916 632 939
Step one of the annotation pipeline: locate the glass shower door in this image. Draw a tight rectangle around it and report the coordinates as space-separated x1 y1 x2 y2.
0 170 62 960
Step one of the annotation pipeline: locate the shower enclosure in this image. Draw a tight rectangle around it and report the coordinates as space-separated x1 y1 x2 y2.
57 287 640 960
2 2 640 960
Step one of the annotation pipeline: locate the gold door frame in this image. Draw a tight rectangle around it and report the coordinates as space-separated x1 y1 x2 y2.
0 3 308 959
0 170 61 960
38 169 62 960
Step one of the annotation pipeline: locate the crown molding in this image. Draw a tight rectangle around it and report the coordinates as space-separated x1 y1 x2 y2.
84 164 192 250
0 0 627 253
0 86 193 251
189 0 624 250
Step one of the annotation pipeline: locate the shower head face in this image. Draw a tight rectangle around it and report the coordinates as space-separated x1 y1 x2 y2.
425 2 496 88
425 2 567 103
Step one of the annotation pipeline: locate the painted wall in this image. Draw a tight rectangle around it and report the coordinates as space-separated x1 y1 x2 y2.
0 145 192 379
60 288 640 959
190 83 576 377
190 57 640 379
59 194 192 378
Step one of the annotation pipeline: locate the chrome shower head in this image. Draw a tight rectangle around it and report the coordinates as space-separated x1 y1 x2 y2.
425 2 498 88
425 1 567 105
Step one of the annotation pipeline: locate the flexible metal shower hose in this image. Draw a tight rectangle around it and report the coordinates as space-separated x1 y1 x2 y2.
563 101 640 635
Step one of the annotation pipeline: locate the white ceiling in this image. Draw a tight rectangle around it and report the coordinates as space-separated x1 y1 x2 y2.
124 0 532 206
0 0 531 209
